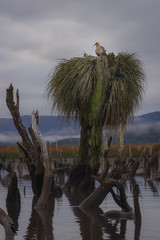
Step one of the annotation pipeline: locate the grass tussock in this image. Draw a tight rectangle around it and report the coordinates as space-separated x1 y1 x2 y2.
47 53 145 128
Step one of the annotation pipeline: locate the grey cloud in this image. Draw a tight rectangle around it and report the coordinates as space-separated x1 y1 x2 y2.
0 132 80 145
43 135 80 143
0 0 160 117
0 133 20 144
126 121 160 135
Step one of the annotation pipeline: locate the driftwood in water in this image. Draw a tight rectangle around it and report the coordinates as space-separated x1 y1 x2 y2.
104 181 141 222
79 177 132 212
79 145 142 213
71 145 142 239
104 209 134 220
72 182 141 240
0 208 15 240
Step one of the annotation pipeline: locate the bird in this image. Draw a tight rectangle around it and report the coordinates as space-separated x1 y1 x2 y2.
94 42 106 57
83 52 88 57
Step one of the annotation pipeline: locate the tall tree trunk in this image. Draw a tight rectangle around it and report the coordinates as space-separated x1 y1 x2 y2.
78 117 102 173
66 57 109 193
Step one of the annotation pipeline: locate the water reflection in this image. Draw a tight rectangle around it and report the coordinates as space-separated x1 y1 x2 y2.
66 177 142 240
72 203 142 240
0 170 21 234
6 175 21 232
74 207 129 240
24 195 55 240
0 164 160 239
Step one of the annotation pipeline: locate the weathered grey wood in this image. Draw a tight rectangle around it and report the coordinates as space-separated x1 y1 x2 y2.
31 111 53 209
6 84 34 155
6 84 44 195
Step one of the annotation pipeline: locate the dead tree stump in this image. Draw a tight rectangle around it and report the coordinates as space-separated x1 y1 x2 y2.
6 84 58 198
31 111 53 210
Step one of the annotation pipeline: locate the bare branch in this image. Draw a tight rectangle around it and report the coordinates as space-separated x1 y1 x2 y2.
16 89 19 108
6 84 33 149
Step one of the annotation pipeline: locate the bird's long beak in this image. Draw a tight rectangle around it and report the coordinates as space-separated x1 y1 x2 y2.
93 43 96 46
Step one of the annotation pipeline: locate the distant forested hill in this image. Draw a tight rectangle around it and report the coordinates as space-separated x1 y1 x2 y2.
0 111 160 145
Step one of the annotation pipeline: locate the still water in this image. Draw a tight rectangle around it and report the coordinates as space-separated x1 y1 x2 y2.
0 169 160 240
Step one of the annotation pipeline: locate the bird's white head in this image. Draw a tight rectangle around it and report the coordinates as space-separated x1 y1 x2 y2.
94 42 100 47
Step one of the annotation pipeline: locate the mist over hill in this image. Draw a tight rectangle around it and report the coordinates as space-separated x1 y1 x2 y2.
0 112 160 145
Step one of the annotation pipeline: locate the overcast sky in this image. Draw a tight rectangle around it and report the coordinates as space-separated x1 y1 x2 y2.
0 0 160 118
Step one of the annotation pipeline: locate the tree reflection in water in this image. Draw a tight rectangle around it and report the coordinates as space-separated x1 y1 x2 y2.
1 169 160 239
145 178 159 197
73 206 128 240
24 194 55 240
74 204 141 240
66 178 141 240
6 172 21 233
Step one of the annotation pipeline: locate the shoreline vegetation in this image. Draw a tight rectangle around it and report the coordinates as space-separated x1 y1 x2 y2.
0 143 160 160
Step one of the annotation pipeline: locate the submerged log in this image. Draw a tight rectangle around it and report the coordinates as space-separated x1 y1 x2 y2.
78 143 140 212
79 178 132 212
104 210 134 220
104 181 141 221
